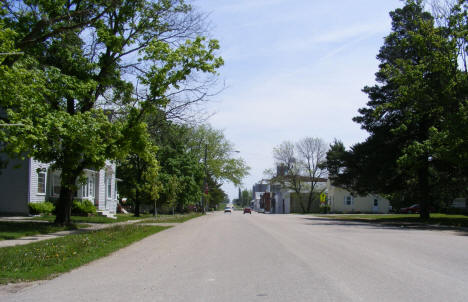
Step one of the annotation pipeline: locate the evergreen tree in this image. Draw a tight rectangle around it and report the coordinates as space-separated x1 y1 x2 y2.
327 0 467 219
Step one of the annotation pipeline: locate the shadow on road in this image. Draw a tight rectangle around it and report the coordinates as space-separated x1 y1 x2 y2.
301 216 468 236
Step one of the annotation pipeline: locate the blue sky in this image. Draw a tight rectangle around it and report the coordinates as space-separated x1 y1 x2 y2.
193 0 403 200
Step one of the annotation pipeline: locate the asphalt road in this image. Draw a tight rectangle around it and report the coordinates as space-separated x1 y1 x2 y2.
2 211 468 301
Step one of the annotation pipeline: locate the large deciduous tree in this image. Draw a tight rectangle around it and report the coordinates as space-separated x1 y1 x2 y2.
0 0 223 224
187 125 250 186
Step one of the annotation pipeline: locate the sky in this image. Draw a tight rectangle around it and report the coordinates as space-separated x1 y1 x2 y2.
192 0 403 200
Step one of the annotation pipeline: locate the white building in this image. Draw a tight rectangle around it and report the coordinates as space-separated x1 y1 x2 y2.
326 180 390 213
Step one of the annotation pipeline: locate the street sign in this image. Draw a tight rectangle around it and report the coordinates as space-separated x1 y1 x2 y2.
320 193 327 203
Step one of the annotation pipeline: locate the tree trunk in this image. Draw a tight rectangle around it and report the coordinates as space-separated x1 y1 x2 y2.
134 201 140 217
55 171 78 225
153 200 157 217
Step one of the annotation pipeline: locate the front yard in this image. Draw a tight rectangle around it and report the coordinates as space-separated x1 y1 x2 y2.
317 213 468 228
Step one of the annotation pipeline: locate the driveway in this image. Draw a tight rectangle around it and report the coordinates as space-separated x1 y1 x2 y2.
1 211 468 301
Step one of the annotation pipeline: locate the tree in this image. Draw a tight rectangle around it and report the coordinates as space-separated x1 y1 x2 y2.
0 1 223 224
117 127 160 217
269 141 303 195
327 0 467 219
187 125 250 186
206 176 228 209
241 189 252 207
296 137 328 213
148 120 203 212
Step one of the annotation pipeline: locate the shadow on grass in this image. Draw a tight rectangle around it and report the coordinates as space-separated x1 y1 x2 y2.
301 216 468 236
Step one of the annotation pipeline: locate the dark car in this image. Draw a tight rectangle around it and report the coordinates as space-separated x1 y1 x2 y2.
243 207 252 214
400 204 420 214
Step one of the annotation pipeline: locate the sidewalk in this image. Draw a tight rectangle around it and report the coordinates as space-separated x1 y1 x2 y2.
0 218 178 248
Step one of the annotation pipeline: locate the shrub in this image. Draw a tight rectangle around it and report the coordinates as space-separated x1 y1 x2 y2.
71 200 97 216
29 202 55 215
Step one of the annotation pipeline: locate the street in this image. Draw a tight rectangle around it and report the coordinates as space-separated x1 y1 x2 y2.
2 211 468 302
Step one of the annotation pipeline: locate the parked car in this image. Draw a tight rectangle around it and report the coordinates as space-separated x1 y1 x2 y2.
243 207 252 214
224 207 232 213
400 204 420 214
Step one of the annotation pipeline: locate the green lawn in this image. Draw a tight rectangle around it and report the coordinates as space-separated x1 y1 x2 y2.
139 212 203 223
0 221 86 240
0 224 169 284
317 213 468 228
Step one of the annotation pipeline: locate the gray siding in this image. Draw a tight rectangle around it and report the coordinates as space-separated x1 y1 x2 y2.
0 157 30 214
0 157 118 215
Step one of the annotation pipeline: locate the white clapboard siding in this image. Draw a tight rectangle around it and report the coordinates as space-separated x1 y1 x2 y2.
28 159 50 203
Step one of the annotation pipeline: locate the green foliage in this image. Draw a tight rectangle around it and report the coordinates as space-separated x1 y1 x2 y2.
187 124 250 185
152 124 204 211
29 202 55 215
117 128 161 216
71 200 96 217
0 0 223 225
326 0 468 218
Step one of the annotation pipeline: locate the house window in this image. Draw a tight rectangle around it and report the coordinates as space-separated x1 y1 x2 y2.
81 174 95 198
113 180 117 200
374 199 378 207
53 174 61 196
82 181 89 197
89 175 95 197
345 196 353 205
106 177 112 199
37 171 46 194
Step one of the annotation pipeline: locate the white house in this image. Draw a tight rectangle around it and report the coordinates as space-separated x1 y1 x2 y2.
0 157 119 215
326 180 390 213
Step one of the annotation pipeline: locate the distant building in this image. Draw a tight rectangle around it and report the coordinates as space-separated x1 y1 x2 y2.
326 180 390 214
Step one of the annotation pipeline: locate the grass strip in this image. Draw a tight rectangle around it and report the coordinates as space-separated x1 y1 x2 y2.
317 213 468 228
0 222 85 240
0 224 169 284
139 212 203 224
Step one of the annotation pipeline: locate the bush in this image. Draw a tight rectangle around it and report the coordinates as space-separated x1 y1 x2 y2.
71 200 97 216
29 202 55 215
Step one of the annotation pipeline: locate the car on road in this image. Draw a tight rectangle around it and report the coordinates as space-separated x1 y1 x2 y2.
224 207 232 213
243 207 252 214
399 204 420 214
